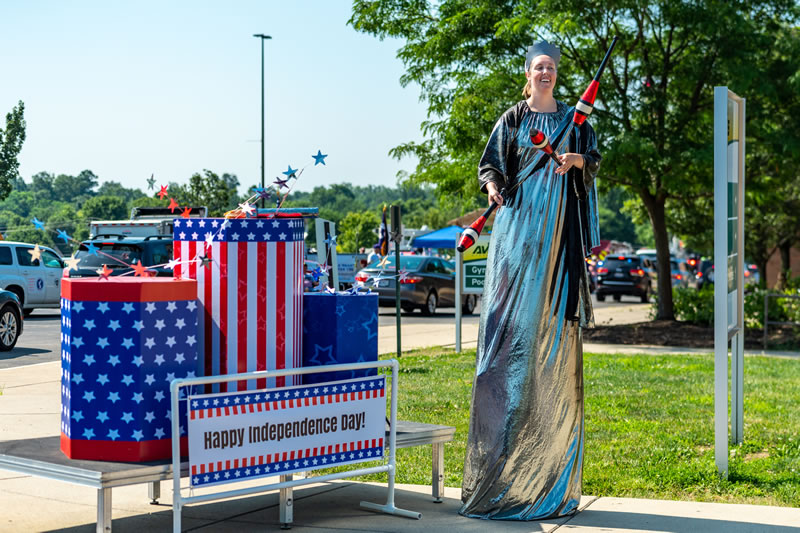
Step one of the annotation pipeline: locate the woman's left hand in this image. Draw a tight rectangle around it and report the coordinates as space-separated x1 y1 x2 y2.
555 153 584 175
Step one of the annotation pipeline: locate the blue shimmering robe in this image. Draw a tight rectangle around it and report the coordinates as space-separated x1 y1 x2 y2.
460 100 601 520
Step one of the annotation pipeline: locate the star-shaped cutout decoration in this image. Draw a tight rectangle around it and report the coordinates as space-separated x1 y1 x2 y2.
168 197 179 213
96 264 112 280
199 255 212 269
31 217 45 230
254 186 271 200
239 202 255 216
166 257 180 270
398 269 410 283
85 242 99 256
181 207 192 219
312 150 327 165
56 229 71 243
157 185 168 199
273 177 290 189
324 234 338 246
64 254 80 271
377 255 390 268
147 174 155 190
282 165 298 178
132 260 149 277
28 244 42 262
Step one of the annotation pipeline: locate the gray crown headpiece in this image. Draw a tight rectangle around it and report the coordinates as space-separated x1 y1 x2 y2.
525 40 561 71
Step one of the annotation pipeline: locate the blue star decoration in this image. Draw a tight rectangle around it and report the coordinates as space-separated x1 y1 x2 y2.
147 174 155 190
282 165 298 179
324 234 338 247
254 186 271 200
308 344 337 366
86 242 99 256
32 217 45 230
312 150 327 165
57 229 71 243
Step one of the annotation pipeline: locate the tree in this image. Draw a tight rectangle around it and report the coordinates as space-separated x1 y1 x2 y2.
0 101 26 201
338 210 380 253
79 195 129 221
350 0 800 319
168 170 241 216
53 170 98 204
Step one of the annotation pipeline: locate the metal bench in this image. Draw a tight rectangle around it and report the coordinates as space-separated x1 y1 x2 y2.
0 421 455 532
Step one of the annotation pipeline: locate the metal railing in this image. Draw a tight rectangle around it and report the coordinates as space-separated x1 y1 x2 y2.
169 360 420 532
763 292 800 349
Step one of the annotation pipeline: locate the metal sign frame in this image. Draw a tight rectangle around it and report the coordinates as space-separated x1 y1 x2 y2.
170 360 420 531
714 86 746 477
454 233 489 352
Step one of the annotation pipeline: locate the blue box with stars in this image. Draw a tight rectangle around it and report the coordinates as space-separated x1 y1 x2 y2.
302 293 378 385
60 278 199 462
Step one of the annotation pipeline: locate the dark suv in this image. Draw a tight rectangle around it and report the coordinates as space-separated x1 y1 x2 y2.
66 235 174 278
595 255 653 303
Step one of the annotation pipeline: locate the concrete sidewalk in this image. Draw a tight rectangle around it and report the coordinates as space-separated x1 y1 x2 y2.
2 361 800 532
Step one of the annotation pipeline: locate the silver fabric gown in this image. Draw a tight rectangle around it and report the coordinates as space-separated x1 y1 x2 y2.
460 100 601 520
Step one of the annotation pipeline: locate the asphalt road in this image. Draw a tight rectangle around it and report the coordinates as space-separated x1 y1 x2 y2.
0 295 651 370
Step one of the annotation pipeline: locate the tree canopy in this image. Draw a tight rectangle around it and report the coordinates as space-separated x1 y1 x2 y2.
0 101 26 201
350 0 800 317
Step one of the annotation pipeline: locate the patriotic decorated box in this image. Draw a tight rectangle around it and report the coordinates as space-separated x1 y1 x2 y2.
302 293 378 385
60 278 198 462
173 217 305 391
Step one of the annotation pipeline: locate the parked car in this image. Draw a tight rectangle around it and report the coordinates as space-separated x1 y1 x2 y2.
0 241 64 316
67 235 174 278
0 288 23 350
670 258 691 289
693 260 714 290
354 255 477 315
595 255 653 303
744 263 760 286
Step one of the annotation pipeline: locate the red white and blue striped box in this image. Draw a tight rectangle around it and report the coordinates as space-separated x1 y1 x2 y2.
60 278 198 462
173 217 305 391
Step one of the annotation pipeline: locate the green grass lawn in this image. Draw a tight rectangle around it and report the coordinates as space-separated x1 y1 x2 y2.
316 347 800 507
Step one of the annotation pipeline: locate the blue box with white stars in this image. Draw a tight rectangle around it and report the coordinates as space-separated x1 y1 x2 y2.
60 278 199 462
302 293 378 385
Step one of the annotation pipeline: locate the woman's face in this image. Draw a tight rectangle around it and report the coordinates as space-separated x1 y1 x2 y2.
526 55 557 93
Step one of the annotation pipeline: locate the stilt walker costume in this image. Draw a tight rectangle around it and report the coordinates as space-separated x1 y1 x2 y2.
460 40 603 520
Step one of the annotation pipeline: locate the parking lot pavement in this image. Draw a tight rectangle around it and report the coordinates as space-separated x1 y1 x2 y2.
2 296 654 368
0 309 61 370
378 296 652 355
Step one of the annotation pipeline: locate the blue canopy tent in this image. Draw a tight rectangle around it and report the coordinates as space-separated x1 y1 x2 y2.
410 225 464 249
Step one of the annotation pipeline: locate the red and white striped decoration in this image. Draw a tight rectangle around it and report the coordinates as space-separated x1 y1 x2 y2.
173 217 305 390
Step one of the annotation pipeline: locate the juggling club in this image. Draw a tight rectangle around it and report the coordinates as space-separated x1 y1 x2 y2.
530 128 562 167
457 196 502 253
573 36 618 126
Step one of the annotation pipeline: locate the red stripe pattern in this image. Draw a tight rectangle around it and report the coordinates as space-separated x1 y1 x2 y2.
174 217 305 391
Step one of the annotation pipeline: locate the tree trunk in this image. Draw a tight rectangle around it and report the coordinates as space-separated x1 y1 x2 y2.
641 191 674 320
775 239 791 291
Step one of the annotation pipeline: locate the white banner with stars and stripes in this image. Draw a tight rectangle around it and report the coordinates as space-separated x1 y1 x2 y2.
187 375 386 487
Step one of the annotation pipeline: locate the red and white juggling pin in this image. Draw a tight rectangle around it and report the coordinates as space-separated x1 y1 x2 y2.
573 36 618 126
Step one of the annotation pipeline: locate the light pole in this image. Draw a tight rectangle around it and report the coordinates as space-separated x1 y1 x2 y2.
253 33 272 207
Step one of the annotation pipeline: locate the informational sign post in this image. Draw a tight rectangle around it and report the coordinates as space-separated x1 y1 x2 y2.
714 86 745 477
188 376 386 488
455 233 490 352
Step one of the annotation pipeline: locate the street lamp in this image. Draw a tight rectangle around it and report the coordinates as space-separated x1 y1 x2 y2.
253 33 272 207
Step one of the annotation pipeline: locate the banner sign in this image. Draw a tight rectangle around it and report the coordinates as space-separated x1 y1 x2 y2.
462 234 490 294
188 375 386 487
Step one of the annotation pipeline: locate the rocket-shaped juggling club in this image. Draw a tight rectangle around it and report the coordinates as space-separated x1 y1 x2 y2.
573 36 618 127
530 128 561 167
457 200 499 253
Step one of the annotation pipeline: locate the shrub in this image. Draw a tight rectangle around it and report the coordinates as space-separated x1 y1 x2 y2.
673 286 714 325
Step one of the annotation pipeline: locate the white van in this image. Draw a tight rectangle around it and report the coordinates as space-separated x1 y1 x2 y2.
0 241 64 316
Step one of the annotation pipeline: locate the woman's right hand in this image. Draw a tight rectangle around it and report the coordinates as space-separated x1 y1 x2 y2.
486 182 504 207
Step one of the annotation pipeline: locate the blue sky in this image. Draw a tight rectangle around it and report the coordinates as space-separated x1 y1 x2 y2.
0 1 428 194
